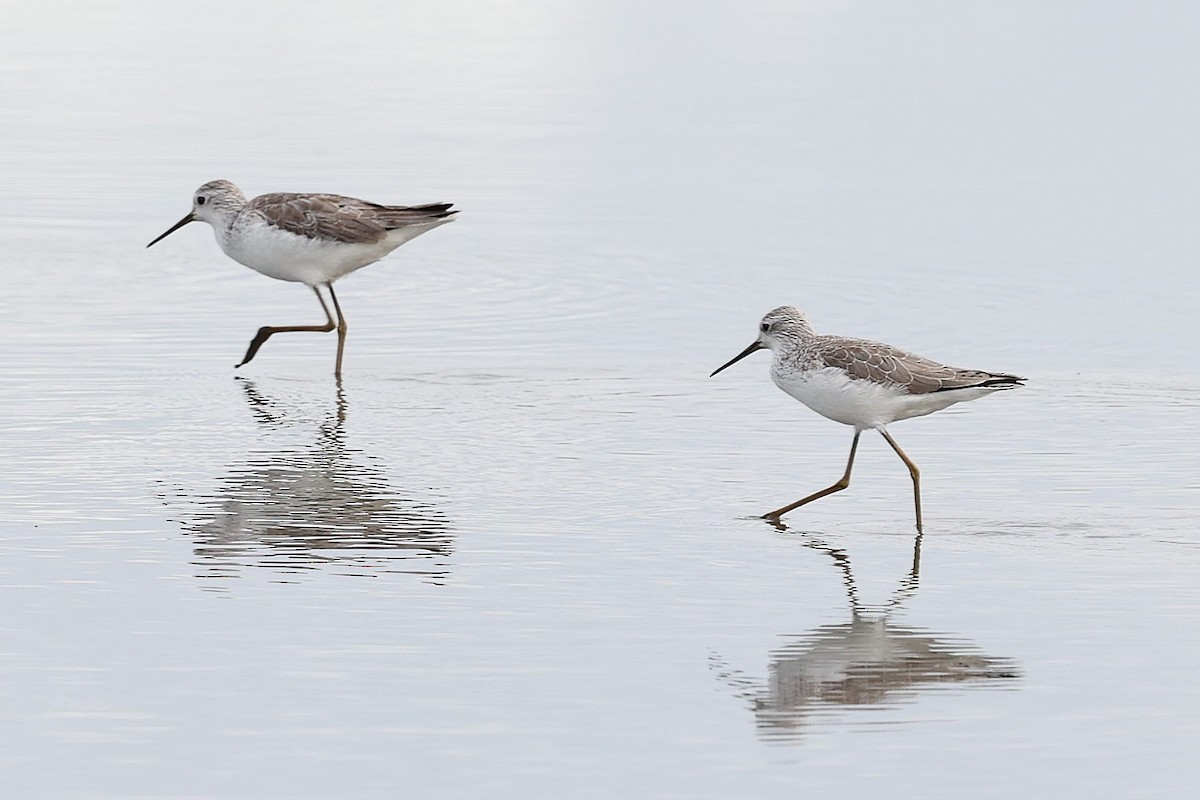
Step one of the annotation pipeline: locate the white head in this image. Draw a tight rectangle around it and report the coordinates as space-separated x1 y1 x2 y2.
710 306 815 377
147 180 247 247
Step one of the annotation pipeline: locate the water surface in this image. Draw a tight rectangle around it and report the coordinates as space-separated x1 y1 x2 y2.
2 2 1199 798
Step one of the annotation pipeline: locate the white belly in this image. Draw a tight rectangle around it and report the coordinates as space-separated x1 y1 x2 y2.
215 221 444 286
772 365 990 429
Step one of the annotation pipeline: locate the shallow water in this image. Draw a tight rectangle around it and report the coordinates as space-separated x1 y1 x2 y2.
2 2 1200 798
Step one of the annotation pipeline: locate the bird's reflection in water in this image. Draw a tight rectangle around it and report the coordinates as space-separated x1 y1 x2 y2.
711 525 1020 742
182 378 454 583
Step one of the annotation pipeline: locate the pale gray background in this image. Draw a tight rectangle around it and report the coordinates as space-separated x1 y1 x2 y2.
2 2 1198 798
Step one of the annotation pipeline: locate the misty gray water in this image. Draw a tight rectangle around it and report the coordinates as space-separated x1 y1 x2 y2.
2 2 1199 797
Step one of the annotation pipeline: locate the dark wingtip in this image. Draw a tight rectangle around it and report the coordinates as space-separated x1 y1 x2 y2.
931 373 1025 393
416 202 457 218
982 374 1026 387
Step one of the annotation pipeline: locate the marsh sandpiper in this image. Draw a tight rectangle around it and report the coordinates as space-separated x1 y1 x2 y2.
147 180 457 377
711 306 1024 530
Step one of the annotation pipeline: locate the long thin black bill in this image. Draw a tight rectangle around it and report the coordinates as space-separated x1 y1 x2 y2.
147 212 196 248
710 341 764 377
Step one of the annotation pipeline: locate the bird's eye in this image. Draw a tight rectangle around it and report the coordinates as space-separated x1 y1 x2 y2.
760 322 771 332
196 196 206 206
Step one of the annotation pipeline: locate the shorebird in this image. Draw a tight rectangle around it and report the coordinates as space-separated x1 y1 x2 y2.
710 306 1023 530
147 180 457 377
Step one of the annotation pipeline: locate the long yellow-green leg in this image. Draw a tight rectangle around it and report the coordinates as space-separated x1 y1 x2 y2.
879 428 922 533
236 286 336 369
327 283 348 379
764 430 862 520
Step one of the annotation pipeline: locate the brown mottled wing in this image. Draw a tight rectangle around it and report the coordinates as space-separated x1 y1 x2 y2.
251 193 456 244
820 337 1020 394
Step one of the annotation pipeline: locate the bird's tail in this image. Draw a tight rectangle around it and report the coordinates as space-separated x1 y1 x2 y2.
374 202 458 230
978 373 1025 389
